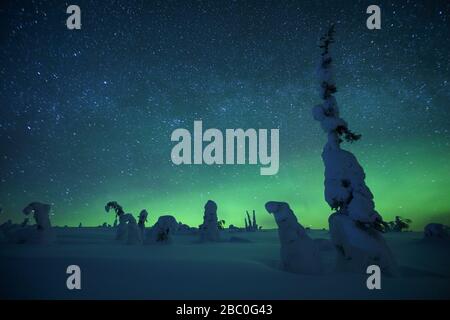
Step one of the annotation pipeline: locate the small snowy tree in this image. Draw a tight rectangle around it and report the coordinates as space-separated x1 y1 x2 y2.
138 209 148 239
199 200 220 242
265 201 322 274
20 202 55 244
105 201 141 244
424 223 449 240
147 215 178 244
313 25 397 274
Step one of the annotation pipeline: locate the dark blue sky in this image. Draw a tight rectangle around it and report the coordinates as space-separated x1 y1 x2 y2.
0 0 449 228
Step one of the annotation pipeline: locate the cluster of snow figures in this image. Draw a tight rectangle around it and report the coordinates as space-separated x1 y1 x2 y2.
312 25 397 275
0 199 226 246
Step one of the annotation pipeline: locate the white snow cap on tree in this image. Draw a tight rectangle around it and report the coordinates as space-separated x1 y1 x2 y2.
313 25 397 274
265 201 322 274
199 200 220 242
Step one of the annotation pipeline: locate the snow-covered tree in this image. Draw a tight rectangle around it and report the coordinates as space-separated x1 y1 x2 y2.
199 200 220 242
147 215 178 244
105 201 141 244
19 202 55 244
424 223 449 240
138 209 148 239
313 25 397 274
265 201 322 274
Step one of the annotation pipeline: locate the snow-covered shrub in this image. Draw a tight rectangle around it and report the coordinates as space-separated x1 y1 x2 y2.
147 215 178 244
20 202 55 244
265 201 323 274
123 214 142 245
424 223 449 240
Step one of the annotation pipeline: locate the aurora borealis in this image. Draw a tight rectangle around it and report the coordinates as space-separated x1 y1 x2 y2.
0 0 449 230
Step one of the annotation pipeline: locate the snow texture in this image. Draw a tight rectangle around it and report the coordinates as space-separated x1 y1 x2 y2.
265 201 323 274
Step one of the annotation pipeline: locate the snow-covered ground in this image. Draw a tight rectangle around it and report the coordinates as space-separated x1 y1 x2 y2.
0 228 449 299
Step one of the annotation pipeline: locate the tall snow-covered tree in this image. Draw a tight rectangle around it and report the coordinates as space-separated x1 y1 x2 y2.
313 25 397 274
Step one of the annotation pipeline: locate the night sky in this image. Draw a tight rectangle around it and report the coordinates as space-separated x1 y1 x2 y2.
0 0 449 230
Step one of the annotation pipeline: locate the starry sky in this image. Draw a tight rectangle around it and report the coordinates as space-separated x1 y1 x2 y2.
0 0 449 230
